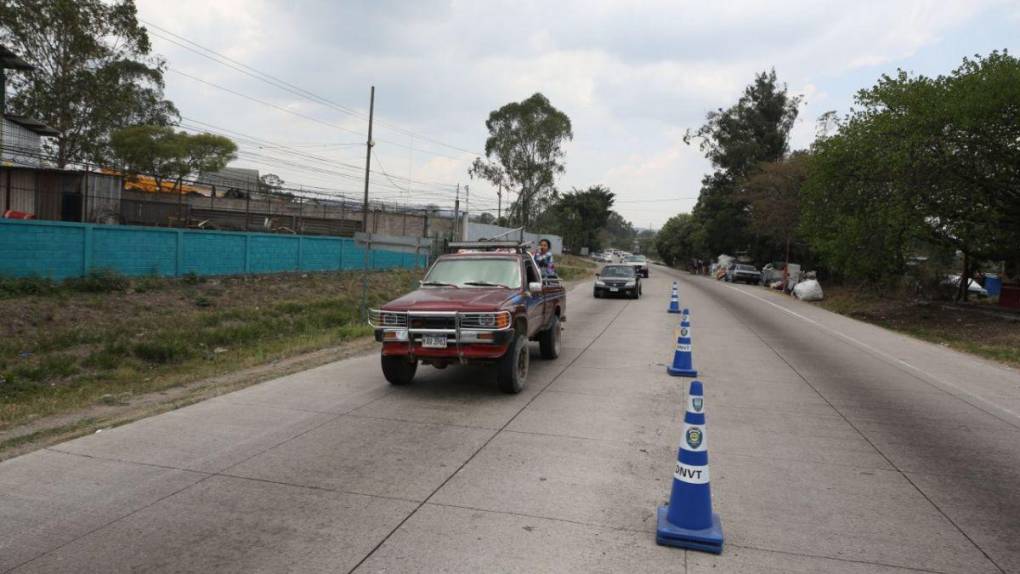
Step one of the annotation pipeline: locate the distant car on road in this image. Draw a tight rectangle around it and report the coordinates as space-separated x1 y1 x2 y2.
370 241 566 394
594 264 642 299
726 263 761 284
623 254 650 277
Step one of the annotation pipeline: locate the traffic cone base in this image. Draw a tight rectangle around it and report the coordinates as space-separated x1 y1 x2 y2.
655 506 724 553
666 365 698 377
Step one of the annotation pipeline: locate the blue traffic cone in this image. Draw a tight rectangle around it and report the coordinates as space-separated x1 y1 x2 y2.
666 311 697 377
656 380 724 554
667 281 681 313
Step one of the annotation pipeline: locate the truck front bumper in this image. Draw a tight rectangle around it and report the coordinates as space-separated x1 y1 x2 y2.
376 328 515 360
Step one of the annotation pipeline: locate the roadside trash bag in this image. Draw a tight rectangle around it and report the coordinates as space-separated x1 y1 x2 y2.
793 280 824 301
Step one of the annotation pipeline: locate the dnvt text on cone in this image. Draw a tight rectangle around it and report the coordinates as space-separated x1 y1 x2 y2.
656 380 724 553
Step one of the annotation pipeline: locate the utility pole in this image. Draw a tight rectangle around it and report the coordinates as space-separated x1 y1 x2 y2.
463 185 469 241
453 183 460 241
360 85 376 322
497 182 502 223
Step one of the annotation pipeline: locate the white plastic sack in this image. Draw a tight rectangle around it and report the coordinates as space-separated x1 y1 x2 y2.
793 279 824 301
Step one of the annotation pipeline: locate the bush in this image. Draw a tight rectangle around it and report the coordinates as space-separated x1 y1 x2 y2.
66 269 129 293
0 276 59 298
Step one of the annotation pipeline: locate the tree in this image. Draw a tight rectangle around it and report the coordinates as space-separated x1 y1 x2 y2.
470 93 573 227
259 173 285 193
742 153 809 271
0 0 178 167
803 51 1020 294
685 70 802 258
538 185 615 252
655 213 703 267
109 125 183 192
110 126 236 193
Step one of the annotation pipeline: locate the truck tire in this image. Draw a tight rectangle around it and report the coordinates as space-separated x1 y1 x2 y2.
539 315 561 359
593 288 601 298
497 333 529 394
381 355 417 386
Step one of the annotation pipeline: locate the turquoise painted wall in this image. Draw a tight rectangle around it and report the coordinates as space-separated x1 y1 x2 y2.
0 219 426 280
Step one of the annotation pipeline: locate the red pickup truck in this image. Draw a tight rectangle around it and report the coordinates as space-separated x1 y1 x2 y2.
370 241 566 393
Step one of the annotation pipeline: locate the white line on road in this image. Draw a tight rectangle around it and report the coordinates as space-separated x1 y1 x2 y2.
719 282 1020 425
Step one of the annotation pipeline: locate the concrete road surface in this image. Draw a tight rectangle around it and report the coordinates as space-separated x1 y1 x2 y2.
2 266 1019 573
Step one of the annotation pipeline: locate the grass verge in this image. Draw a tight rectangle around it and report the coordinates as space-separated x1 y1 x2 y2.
556 254 598 282
817 285 1020 368
0 269 422 434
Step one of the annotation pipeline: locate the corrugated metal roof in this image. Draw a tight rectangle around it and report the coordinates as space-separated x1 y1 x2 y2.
4 115 60 136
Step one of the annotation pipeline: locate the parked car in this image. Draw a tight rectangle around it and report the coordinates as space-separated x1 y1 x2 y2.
594 264 642 299
623 254 650 277
726 263 761 284
370 241 566 394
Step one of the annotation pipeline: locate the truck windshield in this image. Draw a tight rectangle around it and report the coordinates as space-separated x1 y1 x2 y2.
424 258 521 288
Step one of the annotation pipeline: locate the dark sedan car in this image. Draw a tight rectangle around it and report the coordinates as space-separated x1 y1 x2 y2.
594 264 642 299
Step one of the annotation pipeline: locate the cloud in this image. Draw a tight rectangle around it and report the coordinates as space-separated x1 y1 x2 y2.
136 0 1013 226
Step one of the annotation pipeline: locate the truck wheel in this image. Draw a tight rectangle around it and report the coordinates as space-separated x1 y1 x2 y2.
381 355 417 386
497 333 529 394
539 315 561 359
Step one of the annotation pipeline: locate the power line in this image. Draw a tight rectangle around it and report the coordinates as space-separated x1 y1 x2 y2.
143 20 483 158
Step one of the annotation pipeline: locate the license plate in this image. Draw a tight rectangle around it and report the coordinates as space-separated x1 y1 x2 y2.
422 335 447 348
610 287 619 292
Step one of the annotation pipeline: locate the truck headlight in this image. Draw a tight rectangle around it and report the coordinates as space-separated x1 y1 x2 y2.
595 280 606 286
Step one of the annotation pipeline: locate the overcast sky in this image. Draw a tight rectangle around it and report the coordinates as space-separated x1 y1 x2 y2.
137 0 1020 228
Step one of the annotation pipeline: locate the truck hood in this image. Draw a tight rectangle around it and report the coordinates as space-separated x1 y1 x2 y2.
382 287 516 312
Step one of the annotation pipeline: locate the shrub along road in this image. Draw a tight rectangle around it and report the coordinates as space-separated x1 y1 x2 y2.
1 266 1018 572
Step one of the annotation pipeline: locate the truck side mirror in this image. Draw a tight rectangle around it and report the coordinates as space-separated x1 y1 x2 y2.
528 281 544 293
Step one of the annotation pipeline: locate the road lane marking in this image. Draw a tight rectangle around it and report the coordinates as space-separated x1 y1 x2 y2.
720 282 1020 424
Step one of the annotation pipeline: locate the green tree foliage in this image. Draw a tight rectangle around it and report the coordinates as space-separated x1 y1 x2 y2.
0 0 178 167
655 213 702 267
742 153 809 268
685 70 802 259
470 93 572 227
602 211 636 250
110 126 237 191
537 185 614 252
803 51 1020 293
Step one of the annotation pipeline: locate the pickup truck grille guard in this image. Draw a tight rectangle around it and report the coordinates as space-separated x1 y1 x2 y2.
370 310 513 363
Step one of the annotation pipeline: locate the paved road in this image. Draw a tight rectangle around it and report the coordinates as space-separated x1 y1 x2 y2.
2 266 1019 573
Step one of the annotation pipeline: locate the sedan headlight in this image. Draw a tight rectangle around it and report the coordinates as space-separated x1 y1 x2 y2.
625 280 636 287
595 279 606 286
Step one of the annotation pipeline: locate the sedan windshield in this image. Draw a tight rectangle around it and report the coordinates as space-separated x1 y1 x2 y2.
736 264 757 271
601 266 636 278
424 258 521 288
624 255 646 262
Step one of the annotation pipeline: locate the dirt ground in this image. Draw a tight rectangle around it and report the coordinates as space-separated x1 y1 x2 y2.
818 285 1020 369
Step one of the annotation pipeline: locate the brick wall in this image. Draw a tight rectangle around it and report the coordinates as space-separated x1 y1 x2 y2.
0 219 427 280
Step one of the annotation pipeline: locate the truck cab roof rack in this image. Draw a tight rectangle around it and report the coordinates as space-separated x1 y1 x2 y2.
446 241 531 254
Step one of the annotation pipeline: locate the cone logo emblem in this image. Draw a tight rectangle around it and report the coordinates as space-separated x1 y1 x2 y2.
692 397 703 412
685 427 703 449
680 327 689 337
